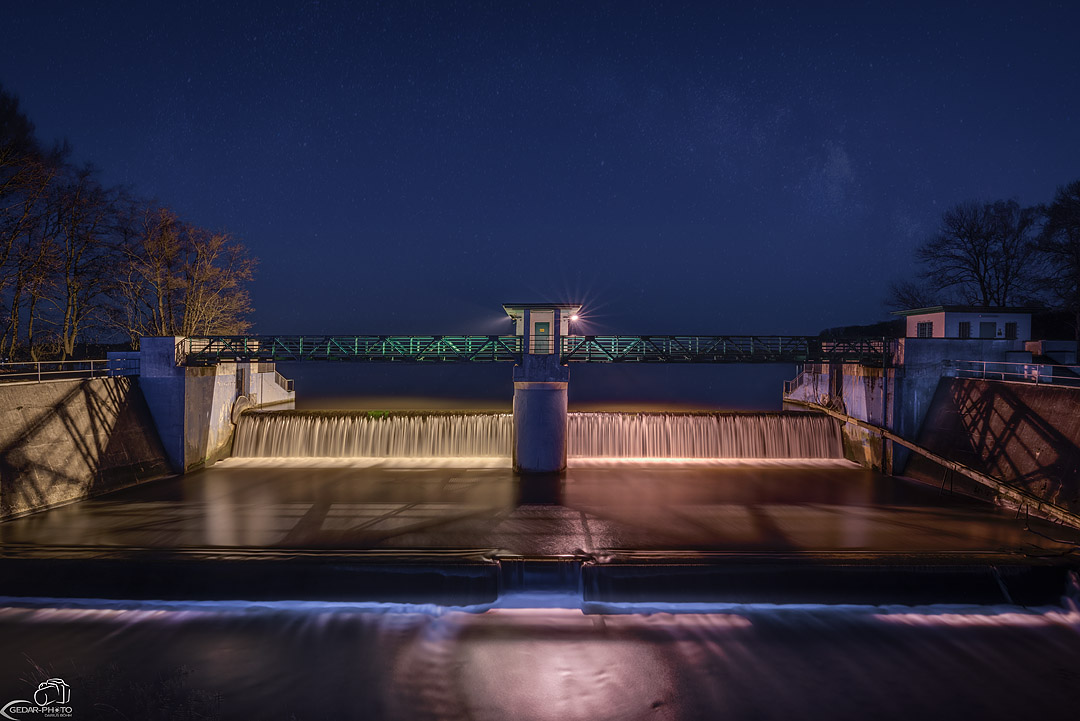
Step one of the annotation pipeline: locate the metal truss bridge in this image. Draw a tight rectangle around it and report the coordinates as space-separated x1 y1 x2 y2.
182 335 889 366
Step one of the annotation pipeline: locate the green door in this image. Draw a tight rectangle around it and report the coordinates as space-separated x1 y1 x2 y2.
533 322 551 353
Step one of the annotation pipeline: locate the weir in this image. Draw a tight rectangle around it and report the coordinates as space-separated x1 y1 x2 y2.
232 410 844 460
128 301 889 474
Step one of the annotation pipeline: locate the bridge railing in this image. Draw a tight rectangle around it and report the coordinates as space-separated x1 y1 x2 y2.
0 358 140 385
184 335 524 364
181 334 890 365
559 336 890 364
950 359 1080 387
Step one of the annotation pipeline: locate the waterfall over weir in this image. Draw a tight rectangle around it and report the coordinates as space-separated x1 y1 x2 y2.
570 412 842 459
233 411 843 460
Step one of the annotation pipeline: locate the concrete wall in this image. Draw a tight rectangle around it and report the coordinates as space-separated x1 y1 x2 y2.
0 377 170 519
908 378 1080 515
891 339 1025 470
785 363 891 470
784 338 1027 472
184 365 242 470
132 338 296 472
1026 340 1078 365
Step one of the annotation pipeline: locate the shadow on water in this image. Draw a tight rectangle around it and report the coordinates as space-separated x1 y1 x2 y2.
517 472 563 505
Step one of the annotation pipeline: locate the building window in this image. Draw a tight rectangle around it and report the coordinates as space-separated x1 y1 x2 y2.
917 321 933 338
1005 322 1017 340
958 321 971 339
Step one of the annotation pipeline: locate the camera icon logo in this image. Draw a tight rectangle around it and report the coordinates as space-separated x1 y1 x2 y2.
33 678 70 706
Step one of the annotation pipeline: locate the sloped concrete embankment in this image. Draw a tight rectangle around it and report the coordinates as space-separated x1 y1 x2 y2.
908 378 1080 516
0 377 170 519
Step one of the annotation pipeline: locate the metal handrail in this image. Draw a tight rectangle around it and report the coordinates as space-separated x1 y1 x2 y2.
783 368 813 395
180 334 892 365
560 335 890 364
0 358 140 385
274 370 294 393
183 335 525 364
949 359 1080 387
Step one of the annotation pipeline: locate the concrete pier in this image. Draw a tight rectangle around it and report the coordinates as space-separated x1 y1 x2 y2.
512 381 568 472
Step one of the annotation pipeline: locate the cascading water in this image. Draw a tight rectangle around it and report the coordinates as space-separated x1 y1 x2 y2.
569 412 843 458
233 410 843 459
233 411 513 458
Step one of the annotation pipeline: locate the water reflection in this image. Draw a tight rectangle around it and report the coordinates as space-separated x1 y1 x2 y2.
1 462 1076 555
0 600 1077 720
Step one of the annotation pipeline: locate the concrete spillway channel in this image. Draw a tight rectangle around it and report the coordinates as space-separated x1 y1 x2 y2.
0 550 1073 607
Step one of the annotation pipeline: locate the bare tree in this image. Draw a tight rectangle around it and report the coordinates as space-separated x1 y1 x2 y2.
108 203 256 342
1037 180 1080 342
885 279 937 311
179 227 255 336
1 222 60 360
3 88 257 357
914 200 1040 307
987 200 1043 306
0 87 55 314
109 203 186 343
49 165 117 359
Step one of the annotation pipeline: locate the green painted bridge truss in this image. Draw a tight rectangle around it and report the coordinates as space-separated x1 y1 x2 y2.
182 335 889 365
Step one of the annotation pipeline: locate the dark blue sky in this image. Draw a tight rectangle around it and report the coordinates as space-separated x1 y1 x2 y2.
4 1 1079 406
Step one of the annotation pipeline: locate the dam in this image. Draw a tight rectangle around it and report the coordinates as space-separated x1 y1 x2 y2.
0 302 1078 719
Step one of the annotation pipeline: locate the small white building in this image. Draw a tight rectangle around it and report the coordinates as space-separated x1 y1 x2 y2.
892 306 1033 341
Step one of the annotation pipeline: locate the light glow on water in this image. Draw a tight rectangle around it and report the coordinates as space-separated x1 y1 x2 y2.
215 456 857 470
1 596 1075 626
3 597 1078 720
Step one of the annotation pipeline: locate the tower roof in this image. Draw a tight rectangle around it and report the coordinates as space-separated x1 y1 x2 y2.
502 303 582 321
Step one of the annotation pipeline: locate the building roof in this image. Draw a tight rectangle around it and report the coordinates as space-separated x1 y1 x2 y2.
502 303 583 320
891 305 1038 316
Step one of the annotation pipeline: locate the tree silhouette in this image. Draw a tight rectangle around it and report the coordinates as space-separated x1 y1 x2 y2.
905 200 1041 308
1037 180 1080 342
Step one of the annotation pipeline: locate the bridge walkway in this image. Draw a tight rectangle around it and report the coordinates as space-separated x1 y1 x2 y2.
181 334 890 365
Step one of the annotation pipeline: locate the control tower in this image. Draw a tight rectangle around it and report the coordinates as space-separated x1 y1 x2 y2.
502 303 582 473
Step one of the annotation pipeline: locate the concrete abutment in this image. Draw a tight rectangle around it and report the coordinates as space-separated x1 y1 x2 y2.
131 337 296 473
785 337 1080 522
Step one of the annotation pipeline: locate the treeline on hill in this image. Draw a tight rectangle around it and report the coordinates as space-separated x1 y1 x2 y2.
0 84 255 361
886 184 1080 341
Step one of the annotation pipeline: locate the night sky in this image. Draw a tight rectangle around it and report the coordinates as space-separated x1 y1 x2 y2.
4 1 1079 407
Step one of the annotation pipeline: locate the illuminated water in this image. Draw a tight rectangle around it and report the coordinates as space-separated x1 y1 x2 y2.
7 407 1077 719
234 410 512 458
0 597 1077 720
568 411 841 458
233 410 842 459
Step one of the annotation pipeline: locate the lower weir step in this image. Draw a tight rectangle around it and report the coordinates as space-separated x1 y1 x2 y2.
0 552 1072 606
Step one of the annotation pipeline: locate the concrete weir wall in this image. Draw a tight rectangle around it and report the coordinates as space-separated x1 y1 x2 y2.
909 379 1080 515
0 377 170 519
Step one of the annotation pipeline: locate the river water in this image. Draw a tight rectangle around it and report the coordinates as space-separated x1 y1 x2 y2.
0 597 1078 720
1 409 1078 720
